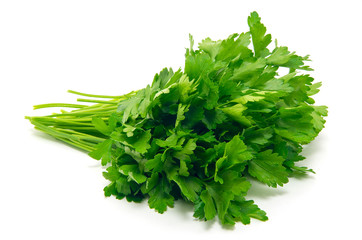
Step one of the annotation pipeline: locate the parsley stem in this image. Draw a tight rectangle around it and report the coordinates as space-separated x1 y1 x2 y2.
67 90 138 100
52 126 99 131
67 90 127 99
54 128 105 142
28 117 99 151
29 119 80 141
44 111 114 118
32 116 96 122
54 135 95 152
70 105 117 113
76 99 118 104
33 103 88 110
29 117 94 126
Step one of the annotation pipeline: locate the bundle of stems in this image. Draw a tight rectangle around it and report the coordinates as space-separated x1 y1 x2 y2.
26 90 136 152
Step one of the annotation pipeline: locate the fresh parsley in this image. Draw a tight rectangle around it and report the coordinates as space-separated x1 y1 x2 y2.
26 11 327 226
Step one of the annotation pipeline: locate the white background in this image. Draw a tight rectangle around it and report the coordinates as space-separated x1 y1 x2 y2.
1 0 361 239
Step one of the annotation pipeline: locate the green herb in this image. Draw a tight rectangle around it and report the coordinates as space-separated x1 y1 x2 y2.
26 11 327 226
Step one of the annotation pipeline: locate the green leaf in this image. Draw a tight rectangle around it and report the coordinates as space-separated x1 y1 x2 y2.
198 37 221 60
122 124 136 137
175 104 188 128
224 135 253 164
144 154 163 173
267 46 293 65
183 104 205 128
214 156 228 183
230 58 266 81
201 171 251 223
119 164 147 184
112 130 152 154
185 53 213 81
115 176 132 195
307 82 322 96
88 139 113 166
104 182 117 197
244 127 273 145
155 134 179 148
225 196 268 225
148 177 174 213
172 176 202 202
207 187 234 222
178 159 189 177
141 172 159 194
221 104 253 126
263 78 293 92
248 150 289 187
248 11 271 58
102 166 121 181
231 94 265 105
311 105 328 132
202 109 226 130
173 139 197 161
151 68 175 91
193 198 206 219
275 106 317 144
215 136 252 183
197 77 219 110
92 117 112 135
130 130 152 154
215 33 252 61
217 170 251 196
200 190 217 220
117 89 145 123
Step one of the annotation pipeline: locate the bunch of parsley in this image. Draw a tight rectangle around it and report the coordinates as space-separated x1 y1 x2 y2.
27 12 327 226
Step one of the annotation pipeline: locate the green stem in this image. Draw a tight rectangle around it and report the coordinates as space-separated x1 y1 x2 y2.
55 135 96 152
28 118 80 141
70 105 117 114
29 117 94 126
27 118 98 152
55 128 106 143
68 90 127 99
76 98 118 104
27 88 137 152
31 116 97 122
33 103 88 110
43 111 115 118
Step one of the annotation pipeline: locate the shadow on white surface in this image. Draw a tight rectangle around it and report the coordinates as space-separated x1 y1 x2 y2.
301 134 327 159
247 180 286 199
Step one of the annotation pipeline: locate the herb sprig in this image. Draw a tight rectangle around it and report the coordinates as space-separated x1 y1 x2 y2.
27 12 327 226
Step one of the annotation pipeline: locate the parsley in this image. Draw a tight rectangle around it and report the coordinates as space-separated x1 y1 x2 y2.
26 11 327 226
